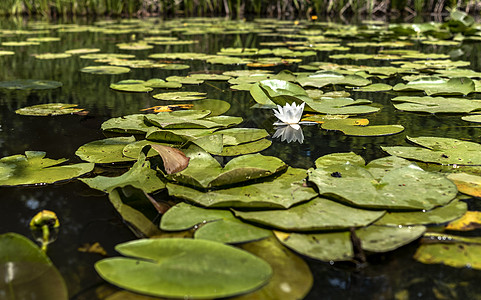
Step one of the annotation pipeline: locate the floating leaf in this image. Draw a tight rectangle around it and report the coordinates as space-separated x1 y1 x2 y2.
80 65 131 74
152 91 207 101
110 80 153 92
80 151 165 193
382 136 481 165
101 114 152 135
151 144 189 174
167 167 317 208
322 119 404 136
447 173 481 197
375 199 467 226
275 231 353 261
297 71 371 88
76 136 137 163
167 147 286 189
195 218 272 244
33 52 71 59
234 197 385 231
219 138 272 156
414 238 481 270
15 103 85 116
445 211 481 231
95 238 272 298
391 96 481 113
308 153 457 210
393 77 475 96
0 79 62 90
356 225 426 252
0 151 94 186
357 83 393 92
0 233 68 300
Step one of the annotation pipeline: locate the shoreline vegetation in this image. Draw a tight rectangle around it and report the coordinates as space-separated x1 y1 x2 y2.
1 0 481 19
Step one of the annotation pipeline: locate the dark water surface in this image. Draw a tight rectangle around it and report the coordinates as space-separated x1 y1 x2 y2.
1 17 481 299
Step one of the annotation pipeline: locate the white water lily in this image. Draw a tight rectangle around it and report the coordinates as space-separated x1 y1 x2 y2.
273 102 315 130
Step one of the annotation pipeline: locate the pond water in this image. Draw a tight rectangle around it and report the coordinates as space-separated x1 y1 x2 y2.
1 16 481 299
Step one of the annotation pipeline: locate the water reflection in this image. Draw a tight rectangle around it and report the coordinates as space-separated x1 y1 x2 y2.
273 125 305 143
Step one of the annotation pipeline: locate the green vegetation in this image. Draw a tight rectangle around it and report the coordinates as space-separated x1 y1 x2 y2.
1 0 481 17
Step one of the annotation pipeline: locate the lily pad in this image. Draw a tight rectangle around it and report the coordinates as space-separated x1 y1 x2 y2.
393 77 475 96
101 114 152 135
80 151 165 193
0 151 94 186
355 225 426 252
297 71 371 88
195 218 272 244
145 110 242 130
275 231 353 261
414 237 481 270
76 136 137 163
391 96 481 113
95 238 272 298
322 119 404 136
308 153 457 210
166 167 317 208
110 80 154 92
234 197 385 231
167 147 286 189
0 233 68 300
0 79 62 90
382 136 481 165
80 65 131 74
375 199 467 226
219 138 272 156
15 103 85 116
152 91 207 101
447 173 481 197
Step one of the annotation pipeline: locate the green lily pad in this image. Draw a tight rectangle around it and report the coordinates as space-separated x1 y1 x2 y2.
33 52 72 59
375 199 467 226
195 218 272 244
95 238 272 299
0 50 14 56
80 65 131 74
80 151 165 193
275 231 353 261
152 91 207 101
80 53 135 60
116 42 153 50
234 197 385 231
101 114 152 135
393 77 475 96
64 48 101 55
216 128 269 146
110 80 154 92
145 110 242 130
219 138 272 156
308 153 457 210
382 136 481 165
297 71 371 88
166 167 316 208
2 41 40 46
414 238 481 270
189 99 230 116
356 225 426 252
160 202 233 231
391 96 481 113
76 136 137 163
462 114 481 123
167 146 286 189
322 119 404 136
15 103 84 116
0 233 68 300
0 151 94 186
0 79 62 90
358 83 393 92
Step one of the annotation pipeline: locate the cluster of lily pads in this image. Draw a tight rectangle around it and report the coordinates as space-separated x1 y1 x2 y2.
4 9 481 300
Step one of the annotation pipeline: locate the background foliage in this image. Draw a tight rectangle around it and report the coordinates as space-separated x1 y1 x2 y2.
1 0 481 18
